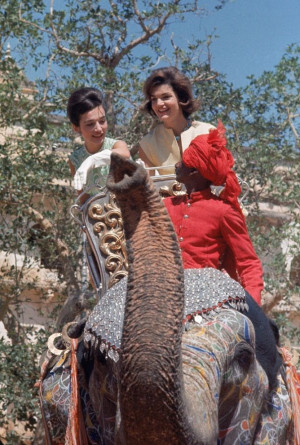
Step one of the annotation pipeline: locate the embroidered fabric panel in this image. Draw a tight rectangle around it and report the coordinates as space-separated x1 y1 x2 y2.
181 310 293 444
41 367 70 442
41 362 105 444
41 309 293 444
253 373 294 444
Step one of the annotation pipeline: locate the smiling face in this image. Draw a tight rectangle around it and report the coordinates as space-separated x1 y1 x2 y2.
150 84 185 130
73 105 108 153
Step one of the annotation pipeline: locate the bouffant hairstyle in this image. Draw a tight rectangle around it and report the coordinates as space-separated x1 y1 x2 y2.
67 87 107 126
141 66 199 118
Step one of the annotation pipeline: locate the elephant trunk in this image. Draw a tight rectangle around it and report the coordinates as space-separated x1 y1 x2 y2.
106 154 202 445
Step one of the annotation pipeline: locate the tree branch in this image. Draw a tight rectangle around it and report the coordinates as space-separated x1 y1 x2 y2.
262 290 285 314
22 54 54 120
18 0 208 70
18 2 52 35
285 106 299 144
111 5 178 67
0 198 80 295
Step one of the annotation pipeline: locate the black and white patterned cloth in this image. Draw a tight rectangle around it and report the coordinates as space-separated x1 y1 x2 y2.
84 267 247 362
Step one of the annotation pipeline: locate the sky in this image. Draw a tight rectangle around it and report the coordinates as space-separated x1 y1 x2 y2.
195 0 300 87
15 0 300 89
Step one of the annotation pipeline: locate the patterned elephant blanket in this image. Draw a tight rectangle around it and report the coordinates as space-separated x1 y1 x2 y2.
38 268 296 444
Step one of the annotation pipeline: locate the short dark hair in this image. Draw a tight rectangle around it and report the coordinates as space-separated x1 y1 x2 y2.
141 66 199 118
67 87 106 126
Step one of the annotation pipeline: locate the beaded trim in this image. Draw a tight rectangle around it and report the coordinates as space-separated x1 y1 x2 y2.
84 268 247 363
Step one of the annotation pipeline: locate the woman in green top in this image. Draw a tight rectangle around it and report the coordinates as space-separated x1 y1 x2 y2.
68 87 130 200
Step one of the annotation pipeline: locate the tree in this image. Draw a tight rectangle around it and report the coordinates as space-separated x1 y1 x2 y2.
234 45 300 301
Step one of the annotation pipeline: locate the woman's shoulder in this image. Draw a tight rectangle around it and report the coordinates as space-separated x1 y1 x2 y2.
140 122 171 142
191 121 216 132
102 136 118 150
69 144 86 165
181 121 216 151
69 143 84 154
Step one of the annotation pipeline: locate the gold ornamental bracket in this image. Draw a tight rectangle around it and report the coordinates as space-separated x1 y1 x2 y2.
70 172 187 298
70 189 128 297
87 192 128 291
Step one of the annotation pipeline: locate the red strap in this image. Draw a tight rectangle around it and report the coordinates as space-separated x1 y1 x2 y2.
65 338 89 445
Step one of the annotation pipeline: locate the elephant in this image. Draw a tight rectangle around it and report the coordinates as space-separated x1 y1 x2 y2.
38 153 297 444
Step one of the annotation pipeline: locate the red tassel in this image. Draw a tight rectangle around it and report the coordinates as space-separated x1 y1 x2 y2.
65 338 89 445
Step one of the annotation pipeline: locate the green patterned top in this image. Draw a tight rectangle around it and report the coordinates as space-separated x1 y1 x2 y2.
69 137 117 193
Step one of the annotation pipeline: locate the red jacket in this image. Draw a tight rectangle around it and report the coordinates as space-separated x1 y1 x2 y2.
164 188 264 305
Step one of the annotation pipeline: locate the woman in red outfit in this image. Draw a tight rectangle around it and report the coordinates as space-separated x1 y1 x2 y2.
163 121 264 305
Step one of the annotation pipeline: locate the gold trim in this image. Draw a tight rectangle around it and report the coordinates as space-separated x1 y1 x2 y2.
158 180 185 197
88 193 128 288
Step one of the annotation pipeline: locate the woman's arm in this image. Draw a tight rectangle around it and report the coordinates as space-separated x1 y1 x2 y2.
112 140 131 158
137 144 156 176
69 159 90 203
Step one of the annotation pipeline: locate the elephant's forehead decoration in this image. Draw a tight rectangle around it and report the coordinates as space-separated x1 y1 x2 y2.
84 267 248 362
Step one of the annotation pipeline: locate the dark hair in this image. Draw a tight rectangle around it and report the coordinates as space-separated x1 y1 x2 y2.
141 66 199 118
67 87 106 126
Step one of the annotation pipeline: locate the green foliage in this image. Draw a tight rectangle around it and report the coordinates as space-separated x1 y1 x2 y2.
0 328 48 444
232 46 300 296
0 44 81 444
275 310 300 368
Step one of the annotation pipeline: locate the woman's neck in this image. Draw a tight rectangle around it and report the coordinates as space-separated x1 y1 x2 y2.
85 142 103 155
164 115 189 136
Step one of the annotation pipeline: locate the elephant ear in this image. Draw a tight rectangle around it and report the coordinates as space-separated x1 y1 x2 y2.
232 342 255 375
224 341 256 388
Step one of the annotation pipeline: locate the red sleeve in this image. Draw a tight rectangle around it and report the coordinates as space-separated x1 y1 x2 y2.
221 207 264 305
